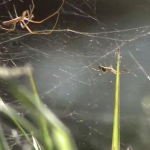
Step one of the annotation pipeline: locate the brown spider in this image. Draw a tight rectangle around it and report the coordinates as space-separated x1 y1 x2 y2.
90 63 131 75
0 0 65 34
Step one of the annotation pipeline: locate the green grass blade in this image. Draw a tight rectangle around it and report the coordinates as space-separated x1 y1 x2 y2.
52 128 76 150
29 73 53 150
0 125 9 150
32 135 43 150
18 86 77 150
0 98 32 143
8 83 77 150
112 50 120 150
0 66 77 150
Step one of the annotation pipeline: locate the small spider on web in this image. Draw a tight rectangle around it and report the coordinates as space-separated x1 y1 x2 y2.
90 48 132 75
90 63 131 75
0 0 65 34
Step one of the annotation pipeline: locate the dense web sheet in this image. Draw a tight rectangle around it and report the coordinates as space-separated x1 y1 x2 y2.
0 0 150 150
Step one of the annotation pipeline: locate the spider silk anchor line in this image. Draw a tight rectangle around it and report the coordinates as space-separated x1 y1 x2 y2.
128 51 150 80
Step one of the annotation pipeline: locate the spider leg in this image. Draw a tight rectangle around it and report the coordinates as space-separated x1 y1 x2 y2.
90 62 100 72
20 10 31 28
0 4 16 34
13 4 18 18
91 67 100 72
0 23 16 35
30 0 35 17
110 69 117 74
0 24 16 31
110 68 131 75
21 12 60 34
21 0 35 28
28 0 64 24
120 70 132 74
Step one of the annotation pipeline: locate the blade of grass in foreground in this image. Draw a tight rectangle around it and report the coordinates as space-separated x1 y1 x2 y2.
29 73 53 150
0 125 9 150
12 85 77 150
0 98 31 143
112 50 120 150
0 64 77 150
7 81 77 150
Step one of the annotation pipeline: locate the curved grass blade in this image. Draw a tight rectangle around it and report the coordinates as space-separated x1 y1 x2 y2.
0 98 31 142
112 49 120 150
0 98 39 150
7 82 77 150
29 73 53 150
0 65 77 150
0 125 9 150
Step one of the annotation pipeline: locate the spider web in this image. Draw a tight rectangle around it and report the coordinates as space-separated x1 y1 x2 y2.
0 0 150 150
